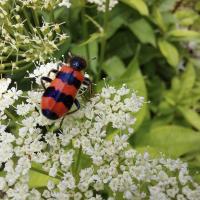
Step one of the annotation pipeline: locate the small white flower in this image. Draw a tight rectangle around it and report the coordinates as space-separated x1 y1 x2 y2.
49 167 57 177
0 142 14 163
59 0 71 8
16 103 35 116
47 180 55 190
60 150 74 169
0 78 11 94
0 177 6 190
87 0 118 11
74 192 82 200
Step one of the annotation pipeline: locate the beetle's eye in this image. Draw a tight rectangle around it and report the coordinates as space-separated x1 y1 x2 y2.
71 57 87 70
73 60 79 67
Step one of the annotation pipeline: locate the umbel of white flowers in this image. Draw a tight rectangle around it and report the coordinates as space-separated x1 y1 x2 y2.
0 0 117 71
0 62 200 199
18 0 118 11
0 0 68 69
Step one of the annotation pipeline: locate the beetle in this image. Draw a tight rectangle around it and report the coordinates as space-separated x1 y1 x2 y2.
41 52 92 120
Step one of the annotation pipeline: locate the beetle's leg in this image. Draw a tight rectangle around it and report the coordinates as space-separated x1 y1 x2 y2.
47 63 63 80
83 77 92 97
41 77 52 90
59 99 80 128
57 62 63 70
66 98 80 115
47 69 59 77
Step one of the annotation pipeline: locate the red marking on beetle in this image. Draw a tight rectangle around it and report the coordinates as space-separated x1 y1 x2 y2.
51 78 77 97
60 66 74 73
41 97 68 117
73 71 84 82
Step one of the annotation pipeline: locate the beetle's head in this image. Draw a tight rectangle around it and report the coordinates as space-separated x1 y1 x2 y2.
70 56 87 71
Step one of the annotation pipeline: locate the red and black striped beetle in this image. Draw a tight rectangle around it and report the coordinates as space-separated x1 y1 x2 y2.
41 52 92 120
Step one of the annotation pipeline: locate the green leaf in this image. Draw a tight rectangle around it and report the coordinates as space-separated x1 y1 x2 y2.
193 174 200 184
120 0 149 16
129 19 156 46
178 107 200 131
159 0 177 12
168 30 200 41
106 17 123 38
171 77 181 92
106 5 133 39
191 58 200 68
79 32 103 46
139 45 160 64
71 0 84 7
134 125 200 158
195 2 200 11
158 39 179 67
152 8 167 32
29 169 59 188
102 56 126 79
107 31 136 59
176 9 199 26
178 62 196 100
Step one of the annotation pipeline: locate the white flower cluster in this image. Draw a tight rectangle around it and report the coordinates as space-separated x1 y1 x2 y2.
0 1 68 70
18 0 118 11
29 62 59 85
87 0 118 11
0 69 200 199
0 78 22 120
18 0 71 10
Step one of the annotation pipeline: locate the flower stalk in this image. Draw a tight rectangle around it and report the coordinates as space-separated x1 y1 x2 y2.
98 0 110 80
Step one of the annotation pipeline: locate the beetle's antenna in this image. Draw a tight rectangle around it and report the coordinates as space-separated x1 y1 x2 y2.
61 54 65 62
68 51 73 58
66 51 73 64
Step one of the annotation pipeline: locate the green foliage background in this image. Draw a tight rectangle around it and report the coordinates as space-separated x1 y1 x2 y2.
1 0 200 183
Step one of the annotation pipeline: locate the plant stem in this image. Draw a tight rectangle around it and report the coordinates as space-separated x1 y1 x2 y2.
32 9 40 27
22 9 34 34
0 63 33 74
81 1 91 72
98 0 110 81
172 0 183 13
0 59 27 68
74 147 82 182
82 9 90 60
50 10 55 22
4 109 17 122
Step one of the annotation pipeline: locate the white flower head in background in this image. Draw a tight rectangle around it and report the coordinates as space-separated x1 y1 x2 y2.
18 0 72 10
87 0 119 11
0 62 200 199
59 0 71 8
0 1 68 70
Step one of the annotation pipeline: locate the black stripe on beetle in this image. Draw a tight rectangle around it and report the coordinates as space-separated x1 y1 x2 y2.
56 72 81 89
43 87 74 109
42 109 59 120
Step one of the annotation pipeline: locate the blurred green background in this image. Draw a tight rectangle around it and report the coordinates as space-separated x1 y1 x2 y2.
1 0 200 182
